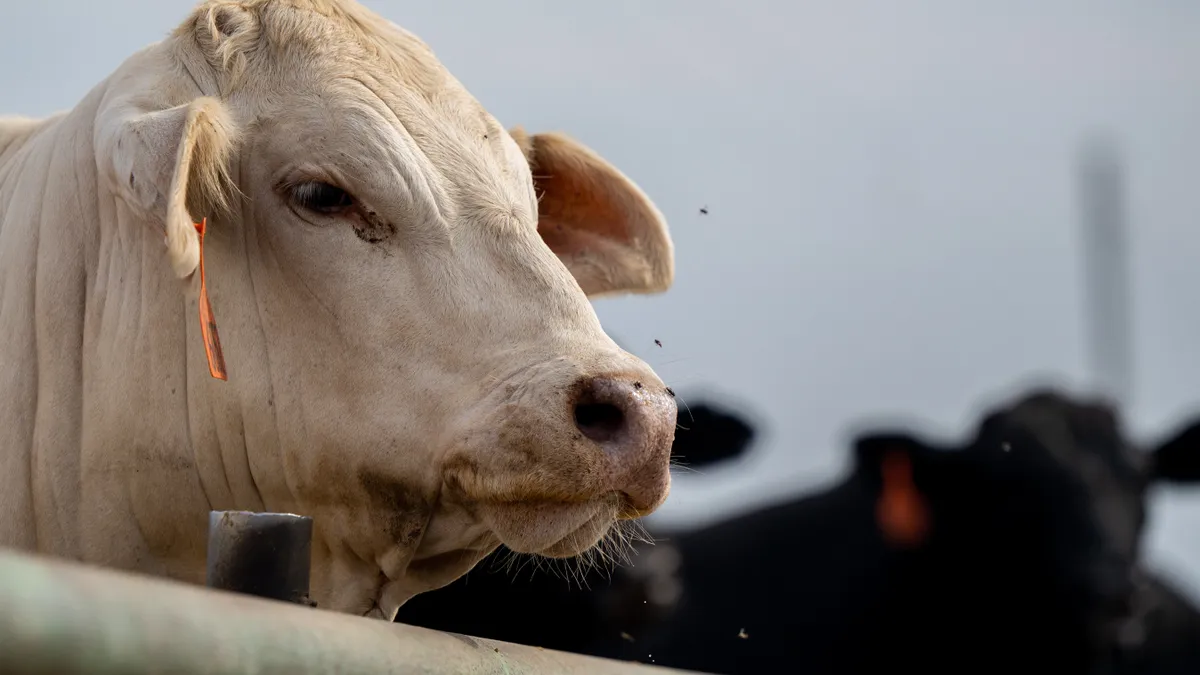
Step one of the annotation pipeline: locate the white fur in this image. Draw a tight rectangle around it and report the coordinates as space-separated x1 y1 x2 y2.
0 0 676 619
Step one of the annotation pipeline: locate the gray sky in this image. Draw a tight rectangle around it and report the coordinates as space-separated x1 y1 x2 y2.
5 1 1199 596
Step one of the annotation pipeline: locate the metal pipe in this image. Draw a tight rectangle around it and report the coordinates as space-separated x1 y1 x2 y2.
205 510 314 606
0 547 704 675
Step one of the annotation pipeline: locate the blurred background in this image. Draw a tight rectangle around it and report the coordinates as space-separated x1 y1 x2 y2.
5 0 1196 599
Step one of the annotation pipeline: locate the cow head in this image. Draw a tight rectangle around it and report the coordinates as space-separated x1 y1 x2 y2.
91 0 677 616
853 388 1200 651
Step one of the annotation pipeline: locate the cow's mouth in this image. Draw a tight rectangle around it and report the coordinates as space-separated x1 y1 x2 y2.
480 498 619 559
536 505 616 558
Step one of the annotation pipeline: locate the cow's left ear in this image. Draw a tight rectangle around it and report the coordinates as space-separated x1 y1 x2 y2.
854 433 933 549
1146 418 1200 484
670 403 756 469
510 127 673 297
97 94 241 279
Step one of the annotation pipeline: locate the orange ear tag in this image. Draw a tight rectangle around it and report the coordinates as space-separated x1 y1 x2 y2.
876 450 930 548
194 218 228 381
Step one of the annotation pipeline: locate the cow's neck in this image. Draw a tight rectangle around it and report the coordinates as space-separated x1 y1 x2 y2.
80 127 239 585
0 95 103 561
0 79 235 586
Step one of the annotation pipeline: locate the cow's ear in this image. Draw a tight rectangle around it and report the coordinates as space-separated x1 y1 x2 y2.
510 127 673 297
853 433 933 549
670 403 756 469
1147 418 1200 484
97 95 241 279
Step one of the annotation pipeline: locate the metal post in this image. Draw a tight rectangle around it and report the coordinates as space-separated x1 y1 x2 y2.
206 510 315 606
1078 136 1134 410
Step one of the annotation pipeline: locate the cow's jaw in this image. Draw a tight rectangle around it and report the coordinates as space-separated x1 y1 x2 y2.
364 508 623 620
478 498 617 559
324 491 631 620
368 495 622 618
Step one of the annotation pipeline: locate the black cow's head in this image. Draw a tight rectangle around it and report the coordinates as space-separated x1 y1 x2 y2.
852 388 1200 653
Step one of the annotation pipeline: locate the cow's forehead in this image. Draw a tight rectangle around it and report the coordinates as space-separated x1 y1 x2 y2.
179 0 485 129
180 0 448 82
176 0 535 226
996 391 1137 470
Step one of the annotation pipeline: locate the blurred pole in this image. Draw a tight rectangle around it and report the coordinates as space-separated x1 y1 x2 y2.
1077 136 1133 410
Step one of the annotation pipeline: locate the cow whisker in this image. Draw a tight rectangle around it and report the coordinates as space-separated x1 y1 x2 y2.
668 458 705 476
673 391 696 425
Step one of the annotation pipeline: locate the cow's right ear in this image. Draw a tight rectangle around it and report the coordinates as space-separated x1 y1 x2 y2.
97 96 241 279
508 126 673 298
1146 418 1200 484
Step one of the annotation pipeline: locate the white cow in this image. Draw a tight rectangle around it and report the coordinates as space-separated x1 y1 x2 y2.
0 0 678 619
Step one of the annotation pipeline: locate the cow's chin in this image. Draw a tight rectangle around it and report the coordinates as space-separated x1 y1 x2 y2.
481 499 619 559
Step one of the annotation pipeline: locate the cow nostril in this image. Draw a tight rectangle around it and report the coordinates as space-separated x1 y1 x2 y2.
574 402 625 444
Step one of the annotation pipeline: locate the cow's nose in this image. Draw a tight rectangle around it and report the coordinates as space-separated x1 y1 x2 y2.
572 376 676 513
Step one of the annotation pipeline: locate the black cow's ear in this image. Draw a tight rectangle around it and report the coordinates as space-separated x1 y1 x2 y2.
1147 418 1200 484
670 403 756 469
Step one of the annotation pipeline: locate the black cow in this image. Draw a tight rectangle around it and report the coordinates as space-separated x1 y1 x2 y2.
392 397 757 654
636 388 1200 675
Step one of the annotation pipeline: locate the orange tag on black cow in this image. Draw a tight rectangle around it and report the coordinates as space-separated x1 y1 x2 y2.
876 449 930 548
194 218 228 381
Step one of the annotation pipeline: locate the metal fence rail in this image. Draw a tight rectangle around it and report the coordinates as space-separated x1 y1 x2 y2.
0 544 704 675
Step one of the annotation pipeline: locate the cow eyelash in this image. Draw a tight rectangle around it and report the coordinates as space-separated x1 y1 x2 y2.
288 180 357 215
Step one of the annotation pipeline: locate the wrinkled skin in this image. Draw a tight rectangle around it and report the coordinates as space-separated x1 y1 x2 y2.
0 0 679 618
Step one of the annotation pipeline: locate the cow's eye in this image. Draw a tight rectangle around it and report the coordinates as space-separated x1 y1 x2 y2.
289 181 356 215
